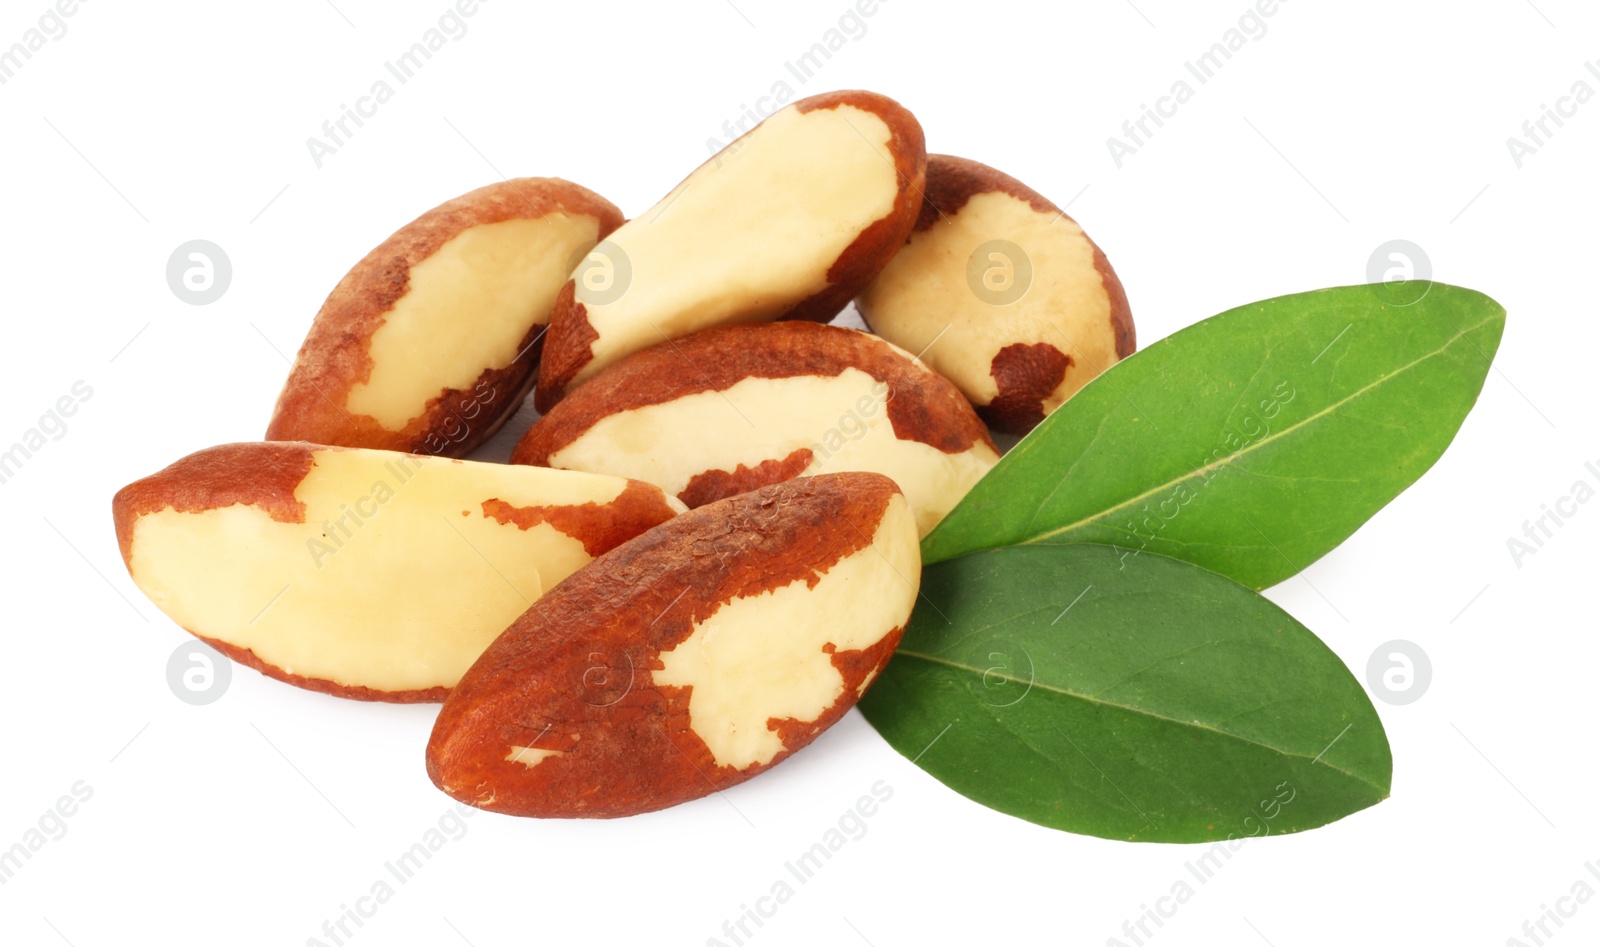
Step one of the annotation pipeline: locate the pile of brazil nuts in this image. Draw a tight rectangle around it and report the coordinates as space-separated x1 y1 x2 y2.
113 90 1134 817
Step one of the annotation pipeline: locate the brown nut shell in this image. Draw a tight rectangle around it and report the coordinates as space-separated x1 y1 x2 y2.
426 472 920 818
113 442 682 701
268 178 623 455
858 154 1134 435
515 321 997 537
535 90 927 411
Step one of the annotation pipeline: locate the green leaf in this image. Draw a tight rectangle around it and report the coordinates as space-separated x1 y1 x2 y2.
921 283 1506 588
860 544 1391 842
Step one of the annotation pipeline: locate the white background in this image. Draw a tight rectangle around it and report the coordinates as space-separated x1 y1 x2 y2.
1 1 1595 945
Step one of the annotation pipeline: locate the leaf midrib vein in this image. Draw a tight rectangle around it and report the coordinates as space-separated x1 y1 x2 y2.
894 648 1384 795
1022 312 1497 546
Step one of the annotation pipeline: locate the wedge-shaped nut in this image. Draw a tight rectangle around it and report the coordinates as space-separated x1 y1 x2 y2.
514 321 998 537
112 443 683 701
857 154 1135 435
534 90 926 411
267 178 623 456
426 473 919 818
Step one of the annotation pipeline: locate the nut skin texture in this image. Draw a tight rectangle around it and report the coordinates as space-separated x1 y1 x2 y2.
193 633 453 704
112 445 420 699
512 321 998 534
986 342 1073 433
858 154 1135 435
112 442 683 702
784 92 928 324
678 448 814 508
426 473 919 818
534 90 927 412
267 178 624 456
113 442 316 564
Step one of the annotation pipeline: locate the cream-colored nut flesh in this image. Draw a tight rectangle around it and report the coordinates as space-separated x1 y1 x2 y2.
569 105 895 391
547 369 995 536
532 91 930 413
506 746 563 768
120 448 684 696
347 214 601 429
267 178 624 456
424 473 918 818
857 156 1132 436
864 192 1119 405
652 494 917 769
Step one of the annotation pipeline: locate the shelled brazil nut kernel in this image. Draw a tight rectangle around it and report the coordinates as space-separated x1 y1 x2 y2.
113 443 682 701
427 473 919 818
857 154 1134 435
269 178 623 456
534 91 927 410
514 321 998 537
